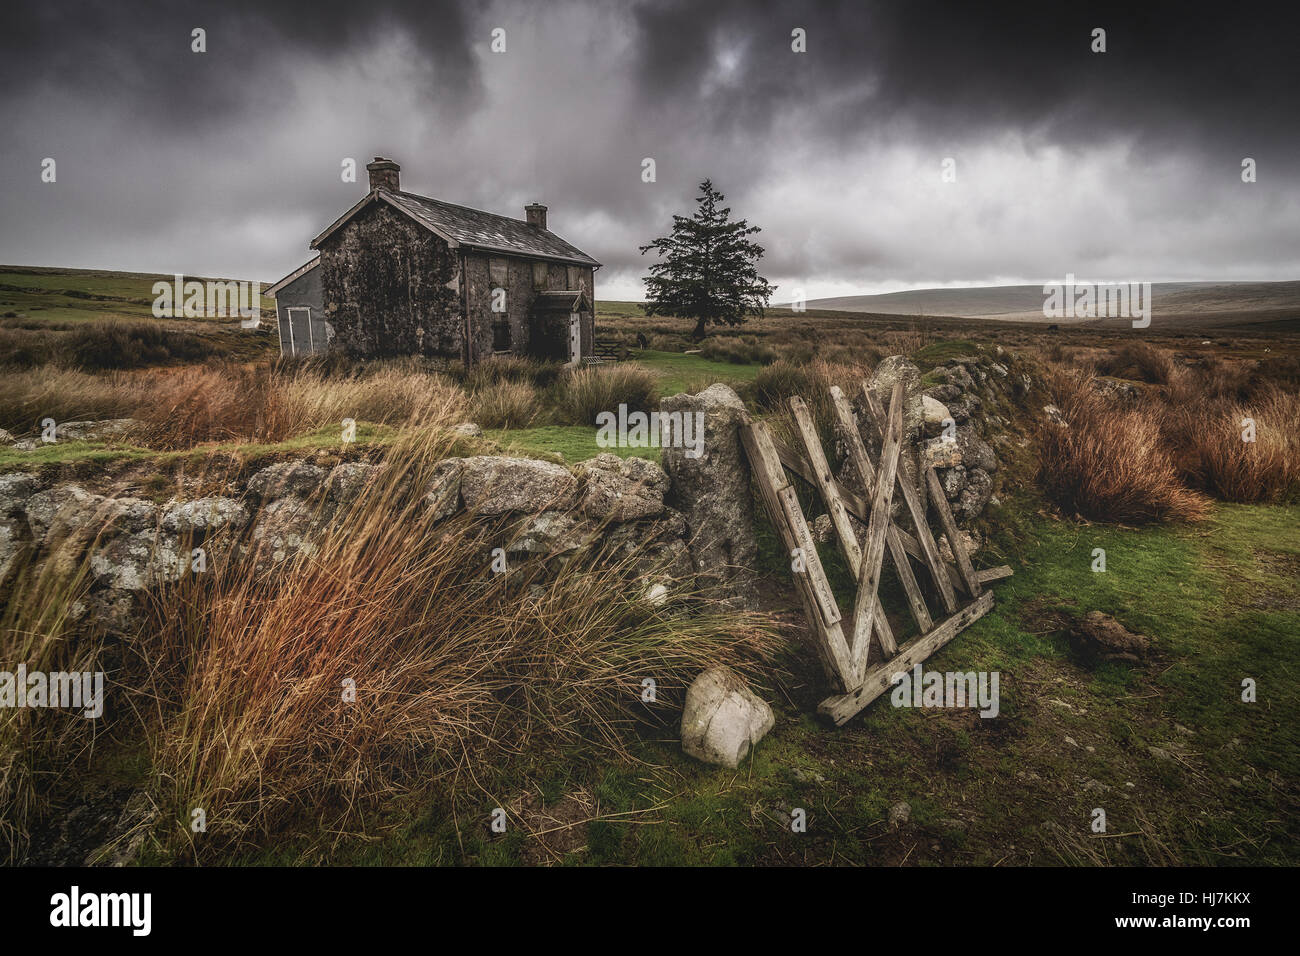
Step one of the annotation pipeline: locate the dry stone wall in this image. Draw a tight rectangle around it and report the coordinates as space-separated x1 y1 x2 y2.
0 450 694 636
0 355 1022 638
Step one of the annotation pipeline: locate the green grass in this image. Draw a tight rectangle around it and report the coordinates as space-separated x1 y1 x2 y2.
0 439 160 469
484 425 660 464
0 419 647 473
593 300 650 318
0 266 275 325
912 339 984 367
0 289 155 324
631 349 762 395
478 349 766 461
473 350 762 462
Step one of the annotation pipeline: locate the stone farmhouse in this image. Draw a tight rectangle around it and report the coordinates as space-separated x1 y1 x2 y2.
266 157 601 365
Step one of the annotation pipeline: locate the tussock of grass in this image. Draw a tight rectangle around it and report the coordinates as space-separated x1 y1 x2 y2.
264 366 466 439
754 358 875 463
470 380 539 430
1159 389 1300 503
698 335 779 366
554 364 659 426
1037 371 1210 523
0 366 141 431
455 354 564 391
1095 341 1174 385
0 526 107 861
752 359 819 411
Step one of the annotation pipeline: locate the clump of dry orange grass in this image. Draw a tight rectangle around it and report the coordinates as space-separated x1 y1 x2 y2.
1158 381 1300 504
0 533 104 863
0 360 470 450
754 357 876 464
1038 344 1300 518
1037 369 1210 523
469 380 540 429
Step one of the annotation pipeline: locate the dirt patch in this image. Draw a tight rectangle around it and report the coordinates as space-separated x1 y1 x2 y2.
1250 548 1300 610
1068 611 1150 664
506 788 596 865
1019 600 1150 665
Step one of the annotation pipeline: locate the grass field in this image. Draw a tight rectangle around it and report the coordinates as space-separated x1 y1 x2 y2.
3 267 1297 867
0 265 276 324
484 425 660 464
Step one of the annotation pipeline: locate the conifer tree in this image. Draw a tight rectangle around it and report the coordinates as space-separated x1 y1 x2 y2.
640 180 775 341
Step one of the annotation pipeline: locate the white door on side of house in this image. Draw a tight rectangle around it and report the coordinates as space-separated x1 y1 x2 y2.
569 311 580 364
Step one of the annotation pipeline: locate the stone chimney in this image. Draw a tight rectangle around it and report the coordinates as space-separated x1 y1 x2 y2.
366 157 400 193
524 202 548 230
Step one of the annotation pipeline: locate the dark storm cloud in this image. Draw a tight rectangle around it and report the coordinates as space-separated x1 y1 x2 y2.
0 0 1296 298
0 1 482 122
629 0 1300 153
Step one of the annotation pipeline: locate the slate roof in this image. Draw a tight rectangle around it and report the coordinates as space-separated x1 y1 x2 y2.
264 256 319 297
310 190 601 268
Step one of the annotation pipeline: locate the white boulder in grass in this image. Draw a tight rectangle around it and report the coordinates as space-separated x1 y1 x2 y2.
681 665 774 769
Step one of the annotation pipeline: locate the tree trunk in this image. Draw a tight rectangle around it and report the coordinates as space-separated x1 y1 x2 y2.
691 316 707 341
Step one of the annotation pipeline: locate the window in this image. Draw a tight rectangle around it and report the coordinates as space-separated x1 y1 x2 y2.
492 314 512 352
532 260 548 290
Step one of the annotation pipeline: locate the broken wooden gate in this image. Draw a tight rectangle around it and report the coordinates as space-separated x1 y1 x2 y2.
739 380 1012 725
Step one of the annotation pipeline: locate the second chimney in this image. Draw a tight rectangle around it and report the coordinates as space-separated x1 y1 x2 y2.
524 202 547 230
367 157 400 193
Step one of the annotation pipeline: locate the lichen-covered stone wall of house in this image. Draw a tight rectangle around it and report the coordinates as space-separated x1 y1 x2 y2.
319 203 462 359
462 252 595 362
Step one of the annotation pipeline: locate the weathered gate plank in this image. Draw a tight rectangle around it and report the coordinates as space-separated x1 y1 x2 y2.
925 466 983 597
787 394 898 657
977 565 1013 584
850 381 904 677
778 485 841 628
829 386 933 639
860 385 959 614
819 591 995 726
740 417 856 690
790 396 862 575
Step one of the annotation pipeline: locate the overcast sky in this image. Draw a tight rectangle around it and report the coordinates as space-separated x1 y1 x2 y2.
1 0 1297 300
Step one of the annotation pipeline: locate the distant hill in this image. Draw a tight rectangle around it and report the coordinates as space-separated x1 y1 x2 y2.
792 281 1300 322
0 264 274 324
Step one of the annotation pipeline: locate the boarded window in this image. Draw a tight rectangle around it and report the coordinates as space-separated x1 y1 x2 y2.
490 258 508 287
566 266 579 290
532 260 548 290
